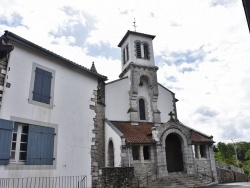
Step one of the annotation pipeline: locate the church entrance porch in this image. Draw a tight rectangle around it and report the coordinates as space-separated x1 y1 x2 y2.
165 133 184 172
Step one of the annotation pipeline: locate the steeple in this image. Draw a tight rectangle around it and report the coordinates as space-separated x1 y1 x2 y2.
118 31 156 76
117 30 161 124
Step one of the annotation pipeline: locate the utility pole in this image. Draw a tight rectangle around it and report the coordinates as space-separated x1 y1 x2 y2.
231 139 239 166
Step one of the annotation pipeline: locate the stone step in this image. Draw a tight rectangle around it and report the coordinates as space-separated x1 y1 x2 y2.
144 173 212 188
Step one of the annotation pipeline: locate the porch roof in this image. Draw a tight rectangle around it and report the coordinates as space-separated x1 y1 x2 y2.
111 121 155 144
191 130 214 144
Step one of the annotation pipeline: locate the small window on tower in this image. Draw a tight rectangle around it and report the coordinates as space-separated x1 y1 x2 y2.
143 43 149 59
126 45 129 61
123 48 126 64
136 42 141 58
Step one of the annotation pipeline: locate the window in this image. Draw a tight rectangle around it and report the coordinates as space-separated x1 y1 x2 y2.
123 48 126 64
139 98 146 120
29 63 55 109
126 45 129 61
136 42 141 58
135 41 150 60
123 45 129 65
143 43 149 59
143 146 150 160
11 124 28 162
0 119 55 165
132 146 140 160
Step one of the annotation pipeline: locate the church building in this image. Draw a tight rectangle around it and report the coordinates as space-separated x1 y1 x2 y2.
104 30 218 186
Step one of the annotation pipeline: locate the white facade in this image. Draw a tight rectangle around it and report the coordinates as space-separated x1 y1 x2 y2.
0 39 102 188
105 77 130 121
157 84 175 123
104 121 122 167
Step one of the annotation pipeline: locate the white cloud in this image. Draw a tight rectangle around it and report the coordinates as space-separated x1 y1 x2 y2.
0 0 249 143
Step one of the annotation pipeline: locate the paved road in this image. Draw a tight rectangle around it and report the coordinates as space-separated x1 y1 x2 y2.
199 182 250 187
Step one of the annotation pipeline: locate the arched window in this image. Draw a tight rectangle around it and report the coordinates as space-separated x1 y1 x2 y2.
139 98 146 120
136 42 141 58
108 140 114 166
143 43 149 59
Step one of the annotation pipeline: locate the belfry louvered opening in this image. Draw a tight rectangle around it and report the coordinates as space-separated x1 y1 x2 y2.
136 42 142 58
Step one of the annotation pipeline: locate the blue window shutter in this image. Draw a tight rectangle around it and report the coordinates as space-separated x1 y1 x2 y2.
26 125 55 165
33 68 43 102
41 70 52 104
0 119 13 165
32 68 52 104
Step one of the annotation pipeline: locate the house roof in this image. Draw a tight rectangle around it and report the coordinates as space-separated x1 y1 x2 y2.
243 0 250 33
191 130 214 144
111 121 155 144
1 31 107 81
118 30 155 47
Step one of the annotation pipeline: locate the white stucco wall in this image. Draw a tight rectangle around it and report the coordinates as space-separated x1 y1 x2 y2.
105 78 130 121
0 42 97 187
158 84 175 123
105 122 122 167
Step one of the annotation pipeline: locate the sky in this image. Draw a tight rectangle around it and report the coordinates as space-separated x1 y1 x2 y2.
0 0 249 144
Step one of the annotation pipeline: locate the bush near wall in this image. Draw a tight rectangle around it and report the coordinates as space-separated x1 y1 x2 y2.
217 167 249 183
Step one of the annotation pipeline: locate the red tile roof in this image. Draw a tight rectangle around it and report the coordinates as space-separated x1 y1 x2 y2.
191 131 214 144
111 122 155 143
111 121 214 144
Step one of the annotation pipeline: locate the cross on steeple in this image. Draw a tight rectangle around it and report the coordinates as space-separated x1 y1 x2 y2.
133 18 137 32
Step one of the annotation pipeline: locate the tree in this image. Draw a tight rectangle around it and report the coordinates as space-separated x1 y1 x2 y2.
245 149 250 160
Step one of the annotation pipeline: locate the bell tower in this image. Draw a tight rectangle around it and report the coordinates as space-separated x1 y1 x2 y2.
118 31 156 74
118 31 161 125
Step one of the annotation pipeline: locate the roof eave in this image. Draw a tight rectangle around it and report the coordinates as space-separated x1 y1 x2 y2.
126 141 156 144
243 0 250 33
118 30 156 47
4 31 107 81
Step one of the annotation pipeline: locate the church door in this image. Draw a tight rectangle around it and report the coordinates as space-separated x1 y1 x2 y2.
165 133 184 172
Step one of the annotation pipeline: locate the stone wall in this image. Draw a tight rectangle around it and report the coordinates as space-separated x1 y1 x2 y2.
90 80 106 188
216 167 249 183
99 167 135 188
133 162 156 178
194 159 212 177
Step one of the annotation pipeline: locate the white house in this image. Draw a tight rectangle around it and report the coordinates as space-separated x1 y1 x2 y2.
0 31 107 188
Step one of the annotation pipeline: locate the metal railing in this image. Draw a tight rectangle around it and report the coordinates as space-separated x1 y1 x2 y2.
0 175 87 188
